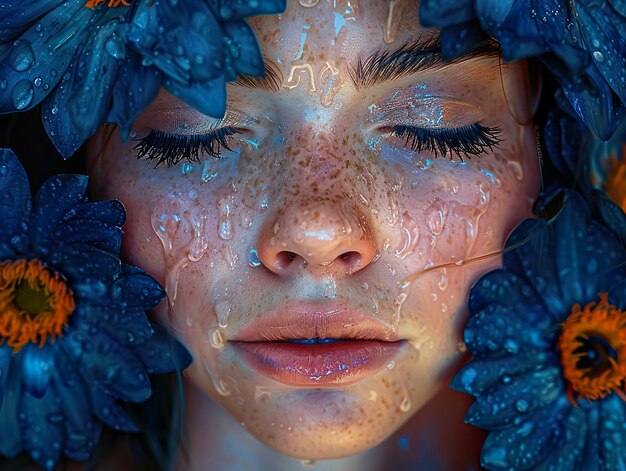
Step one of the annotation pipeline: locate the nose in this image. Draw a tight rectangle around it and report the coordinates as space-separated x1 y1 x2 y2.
257 197 377 277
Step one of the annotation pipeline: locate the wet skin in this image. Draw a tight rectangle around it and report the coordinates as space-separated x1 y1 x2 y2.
87 0 541 467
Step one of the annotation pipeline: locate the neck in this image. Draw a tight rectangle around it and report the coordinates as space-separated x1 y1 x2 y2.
174 380 484 471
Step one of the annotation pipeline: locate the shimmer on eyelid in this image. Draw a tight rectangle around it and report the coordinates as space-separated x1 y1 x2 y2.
370 96 484 128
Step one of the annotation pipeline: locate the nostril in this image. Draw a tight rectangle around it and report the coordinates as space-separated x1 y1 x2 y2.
340 251 362 268
275 251 299 270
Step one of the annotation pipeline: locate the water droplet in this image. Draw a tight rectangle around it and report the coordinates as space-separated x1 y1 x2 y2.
593 50 605 63
383 0 408 44
51 105 58 115
400 391 411 412
209 328 226 349
319 62 344 107
33 77 42 87
515 399 529 413
298 0 319 6
215 299 232 327
105 37 126 59
426 199 449 236
10 40 35 72
247 248 261 267
0 79 7 90
301 459 317 468
386 360 396 369
11 79 34 110
394 211 420 259
218 196 234 240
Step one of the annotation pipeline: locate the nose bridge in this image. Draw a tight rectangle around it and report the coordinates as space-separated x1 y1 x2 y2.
257 126 378 277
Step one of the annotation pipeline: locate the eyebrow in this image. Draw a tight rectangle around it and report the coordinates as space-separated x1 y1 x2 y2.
234 58 283 93
348 36 502 91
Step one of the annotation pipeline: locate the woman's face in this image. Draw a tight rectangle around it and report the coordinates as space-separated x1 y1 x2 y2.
88 0 540 461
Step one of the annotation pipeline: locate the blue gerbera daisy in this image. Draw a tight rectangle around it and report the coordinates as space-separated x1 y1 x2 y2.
0 0 286 158
0 148 191 470
453 190 626 470
419 0 626 141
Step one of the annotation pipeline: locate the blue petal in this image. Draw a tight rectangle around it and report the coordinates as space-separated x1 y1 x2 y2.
106 53 161 141
439 20 486 60
135 323 192 374
465 367 563 429
114 265 165 309
598 395 626 469
30 173 87 249
468 268 543 313
21 345 54 399
451 349 550 396
63 328 152 403
593 190 626 245
0 0 65 30
543 108 585 181
91 383 139 432
496 0 551 61
55 244 122 279
41 58 85 158
19 386 64 471
222 21 264 76
527 407 588 470
464 303 552 358
480 396 571 470
553 192 626 305
561 67 622 141
0 357 23 456
67 20 123 137
164 74 226 119
66 199 125 227
144 1 223 84
52 219 122 254
475 0 514 30
0 0 92 114
99 307 154 347
52 347 100 461
576 2 626 105
0 148 31 246
216 0 286 21
418 0 474 28
0 346 11 404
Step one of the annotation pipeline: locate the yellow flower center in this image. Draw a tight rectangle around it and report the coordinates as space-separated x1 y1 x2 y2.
558 293 626 403
605 145 626 212
0 259 75 352
84 0 132 8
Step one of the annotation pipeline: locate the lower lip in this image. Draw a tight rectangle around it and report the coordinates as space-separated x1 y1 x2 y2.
232 340 405 387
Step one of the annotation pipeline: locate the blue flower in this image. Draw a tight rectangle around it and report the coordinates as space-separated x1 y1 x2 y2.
453 190 626 470
0 148 191 470
0 0 286 158
419 0 626 140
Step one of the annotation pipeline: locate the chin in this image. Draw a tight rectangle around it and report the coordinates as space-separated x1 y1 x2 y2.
229 387 413 460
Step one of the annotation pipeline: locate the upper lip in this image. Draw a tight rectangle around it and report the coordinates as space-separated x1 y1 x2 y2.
231 302 401 342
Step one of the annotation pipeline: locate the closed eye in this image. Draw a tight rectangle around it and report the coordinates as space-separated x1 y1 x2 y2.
132 127 241 168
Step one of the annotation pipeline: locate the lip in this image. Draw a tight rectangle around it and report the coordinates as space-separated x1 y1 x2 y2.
231 302 405 387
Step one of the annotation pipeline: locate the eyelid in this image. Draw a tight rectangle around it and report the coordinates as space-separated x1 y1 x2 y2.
140 108 258 136
367 95 484 129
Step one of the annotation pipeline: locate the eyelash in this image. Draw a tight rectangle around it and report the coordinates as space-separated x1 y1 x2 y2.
390 124 502 160
134 122 500 168
133 127 240 168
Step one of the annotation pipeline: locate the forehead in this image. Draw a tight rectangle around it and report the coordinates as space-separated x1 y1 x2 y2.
248 0 425 67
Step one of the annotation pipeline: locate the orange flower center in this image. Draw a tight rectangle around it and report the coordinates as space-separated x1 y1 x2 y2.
0 259 75 352
558 293 626 402
605 145 626 212
85 0 131 8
